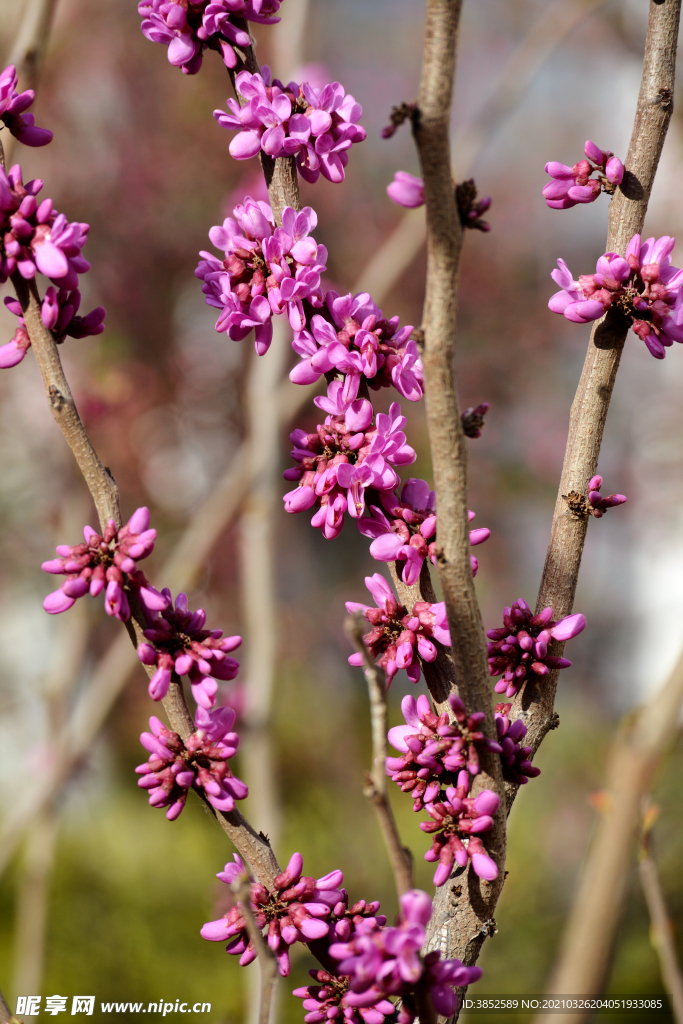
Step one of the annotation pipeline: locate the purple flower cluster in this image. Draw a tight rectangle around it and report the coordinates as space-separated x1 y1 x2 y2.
543 140 624 209
586 475 627 517
487 598 586 698
196 197 327 354
138 0 281 76
201 852 347 976
387 693 501 810
215 68 366 183
494 704 541 785
0 165 105 367
549 234 683 359
0 65 53 147
41 507 156 621
290 290 423 403
137 590 241 709
420 770 499 886
136 706 247 819
283 384 416 538
346 574 451 687
358 479 489 586
326 890 482 1022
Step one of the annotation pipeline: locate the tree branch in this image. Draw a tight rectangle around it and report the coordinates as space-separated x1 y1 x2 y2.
511 0 682 782
639 837 683 1024
232 878 279 1024
346 614 413 899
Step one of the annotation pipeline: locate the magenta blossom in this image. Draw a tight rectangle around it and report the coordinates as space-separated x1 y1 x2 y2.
1 286 105 369
548 234 683 359
420 770 500 886
42 507 156 621
494 704 541 786
294 968 395 1024
196 197 327 353
358 478 489 585
214 67 366 183
386 693 502 810
138 0 281 76
487 598 586 698
587 474 627 517
543 139 624 210
291 290 423 403
136 706 246 820
387 171 424 209
0 65 53 146
283 383 415 538
328 889 482 1023
201 852 345 977
137 589 241 709
346 574 450 687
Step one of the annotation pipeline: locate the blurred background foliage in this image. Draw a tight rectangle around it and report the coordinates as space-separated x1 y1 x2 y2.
0 0 682 1021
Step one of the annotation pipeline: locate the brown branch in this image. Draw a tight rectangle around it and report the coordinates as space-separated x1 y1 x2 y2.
536 645 683 1023
410 0 506 979
639 838 683 1023
345 614 413 899
232 878 279 1024
0 989 20 1024
511 0 682 783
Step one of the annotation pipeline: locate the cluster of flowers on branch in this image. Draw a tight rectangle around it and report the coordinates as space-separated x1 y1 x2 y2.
346 575 451 687
137 589 242 708
136 706 247 819
215 67 366 183
41 507 156 620
494 703 541 786
0 161 105 367
486 599 586 698
0 64 53 146
549 233 683 359
138 0 282 75
196 198 327 353
543 139 624 209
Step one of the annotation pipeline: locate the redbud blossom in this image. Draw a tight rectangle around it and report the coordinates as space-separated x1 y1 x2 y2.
543 139 624 209
487 598 586 698
136 707 247 819
42 507 156 621
420 770 500 886
201 852 346 977
494 704 541 785
137 589 241 709
346 574 451 686
548 234 683 359
0 65 53 146
386 171 424 208
587 475 627 517
214 68 366 183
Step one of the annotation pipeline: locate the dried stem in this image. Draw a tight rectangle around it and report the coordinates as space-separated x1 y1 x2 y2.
11 810 59 1000
0 989 18 1024
232 879 279 1024
639 841 683 1023
514 0 682 767
536 645 683 1022
411 0 506 977
345 614 413 899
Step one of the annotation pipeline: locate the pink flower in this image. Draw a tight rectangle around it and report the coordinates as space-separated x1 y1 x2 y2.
346 575 449 687
387 171 424 208
290 290 423 402
486 598 586 698
135 706 246 820
548 234 683 358
214 68 366 183
137 590 241 709
494 703 541 785
543 139 624 210
420 770 500 886
201 852 346 977
0 65 52 146
283 383 415 537
586 474 627 517
42 508 156 622
196 197 327 354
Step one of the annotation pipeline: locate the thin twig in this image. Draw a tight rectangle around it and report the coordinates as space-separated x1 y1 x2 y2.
231 878 279 1024
536 645 683 1023
411 0 506 976
0 988 20 1024
639 837 683 1024
345 614 413 899
513 0 682 778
